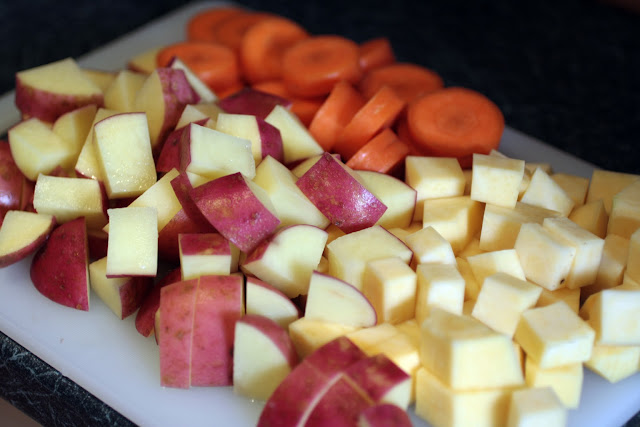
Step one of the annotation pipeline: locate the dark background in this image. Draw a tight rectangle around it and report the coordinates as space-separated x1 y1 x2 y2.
1 0 639 175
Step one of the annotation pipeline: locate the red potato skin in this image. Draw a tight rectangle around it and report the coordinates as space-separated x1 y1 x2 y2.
189 172 280 253
190 274 243 386
359 403 413 427
0 141 26 225
159 279 198 388
157 208 213 264
135 267 182 338
217 87 292 119
179 232 230 256
305 374 375 427
119 276 154 320
156 118 208 173
169 172 216 231
343 353 410 403
256 117 284 163
87 228 109 260
14 77 104 123
30 217 89 310
0 215 55 269
295 152 387 233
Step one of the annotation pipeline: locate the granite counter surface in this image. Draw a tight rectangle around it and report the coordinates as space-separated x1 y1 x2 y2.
0 0 638 426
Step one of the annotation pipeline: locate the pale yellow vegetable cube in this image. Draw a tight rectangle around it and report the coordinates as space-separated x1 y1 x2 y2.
422 196 484 254
345 322 398 355
542 217 604 289
456 257 481 301
524 358 583 409
369 332 420 377
362 257 417 324
479 202 559 252
568 199 608 238
471 272 542 337
415 367 513 427
585 344 640 383
535 287 580 313
470 153 525 208
466 249 525 287
582 233 629 300
525 162 552 175
420 307 524 390
405 156 466 221
415 263 465 324
106 206 158 277
458 236 484 258
405 226 456 265
514 223 576 291
551 172 589 207
520 168 574 217
288 317 357 358
507 386 567 427
580 288 640 346
607 180 640 239
626 227 640 284
515 301 595 368
395 318 421 346
585 169 639 214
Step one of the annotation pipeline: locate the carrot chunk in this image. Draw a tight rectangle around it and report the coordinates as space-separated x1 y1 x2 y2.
186 7 246 43
346 128 410 174
358 37 396 73
359 63 444 103
213 12 276 52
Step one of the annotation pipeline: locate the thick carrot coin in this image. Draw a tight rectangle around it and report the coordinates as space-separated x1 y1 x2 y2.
359 37 396 73
308 80 366 151
346 128 410 174
214 12 276 52
359 63 444 103
282 35 363 98
240 17 309 84
252 80 324 126
407 87 505 165
156 41 240 94
333 85 406 160
186 7 246 43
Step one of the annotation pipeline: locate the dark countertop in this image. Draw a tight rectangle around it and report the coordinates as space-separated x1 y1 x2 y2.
0 0 639 426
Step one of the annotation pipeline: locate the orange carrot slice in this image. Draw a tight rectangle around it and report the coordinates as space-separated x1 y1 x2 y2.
282 35 363 97
359 63 444 103
346 128 410 174
333 85 406 160
359 37 396 73
308 80 366 151
240 17 309 84
186 7 246 43
214 12 276 52
406 87 505 167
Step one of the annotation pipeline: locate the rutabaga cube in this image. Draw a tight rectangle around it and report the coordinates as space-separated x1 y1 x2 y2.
608 180 640 239
420 307 524 390
415 263 465 324
471 272 542 337
585 343 640 383
465 249 526 288
519 168 574 217
514 223 576 291
568 199 609 238
550 172 589 207
422 196 484 254
456 257 482 301
524 359 583 409
405 226 456 265
346 323 400 355
362 257 417 324
404 156 466 221
627 228 640 283
470 153 525 208
356 170 417 230
535 287 580 313
515 301 595 369
579 288 640 346
506 387 567 427
585 169 639 214
106 206 158 277
288 317 358 359
542 216 605 289
415 367 513 427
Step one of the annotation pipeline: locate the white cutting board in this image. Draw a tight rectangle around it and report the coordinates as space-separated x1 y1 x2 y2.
1 2 639 426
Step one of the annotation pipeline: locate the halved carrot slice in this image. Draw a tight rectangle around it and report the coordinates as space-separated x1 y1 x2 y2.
214 12 277 52
359 37 396 73
346 128 409 174
186 7 246 43
359 63 444 103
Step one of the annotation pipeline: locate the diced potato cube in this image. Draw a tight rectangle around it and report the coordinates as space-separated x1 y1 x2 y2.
520 168 574 217
582 233 629 300
362 257 417 324
288 317 358 359
580 288 640 346
607 180 640 239
466 249 525 287
415 263 465 324
535 287 580 313
568 199 608 238
345 323 398 355
585 169 639 214
457 257 481 301
585 344 640 383
470 153 525 208
515 301 595 368
524 358 583 409
422 196 484 254
551 172 589 207
507 386 567 427
405 226 456 265
626 228 640 284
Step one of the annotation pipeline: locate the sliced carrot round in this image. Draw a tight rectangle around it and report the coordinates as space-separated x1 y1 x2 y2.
282 35 363 98
186 7 246 43
407 87 505 164
240 17 309 84
214 12 276 52
156 41 240 94
359 37 396 73
308 80 366 151
359 63 444 104
334 85 406 160
346 128 410 174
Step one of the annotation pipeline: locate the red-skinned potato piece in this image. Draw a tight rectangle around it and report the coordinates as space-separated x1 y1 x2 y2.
135 267 182 338
296 152 387 233
217 87 291 119
169 172 216 231
30 217 89 310
0 211 55 268
0 141 27 225
157 208 215 264
156 118 209 173
359 403 413 427
189 172 280 253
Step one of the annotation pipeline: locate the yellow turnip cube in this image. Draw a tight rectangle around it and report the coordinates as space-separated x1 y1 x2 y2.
568 199 608 238
471 272 542 337
585 169 639 214
607 180 640 239
551 172 589 207
362 257 417 324
420 307 524 390
580 288 640 346
466 249 525 287
470 153 525 208
405 156 465 221
456 257 482 301
626 227 640 283
520 168 574 217
524 358 583 409
405 226 456 265
345 323 398 355
288 317 358 358
582 233 629 300
515 301 595 368
415 263 465 324
535 287 580 313
514 223 576 291
585 343 640 383
507 386 567 427
422 196 484 254
415 367 513 427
